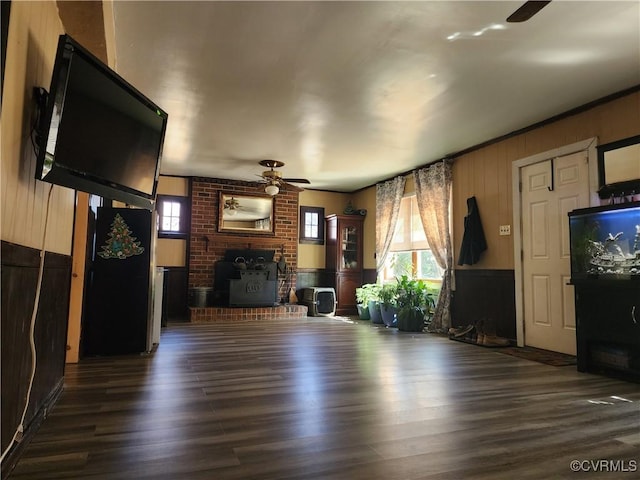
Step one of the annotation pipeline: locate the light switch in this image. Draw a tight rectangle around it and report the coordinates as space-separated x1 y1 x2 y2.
499 225 511 236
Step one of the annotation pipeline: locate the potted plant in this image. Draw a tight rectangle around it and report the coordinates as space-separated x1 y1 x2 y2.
369 284 384 324
378 282 398 327
356 283 382 323
355 283 376 320
395 275 436 332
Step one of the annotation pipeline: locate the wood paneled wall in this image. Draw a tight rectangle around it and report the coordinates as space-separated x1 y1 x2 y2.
452 91 640 270
451 269 516 340
1 1 74 255
163 267 189 322
1 242 71 477
1 3 77 474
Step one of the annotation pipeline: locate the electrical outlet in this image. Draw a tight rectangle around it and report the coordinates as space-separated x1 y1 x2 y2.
499 225 511 236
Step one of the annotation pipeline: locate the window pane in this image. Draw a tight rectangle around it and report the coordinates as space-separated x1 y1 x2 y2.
392 217 406 244
390 196 412 251
382 250 443 282
304 212 318 237
159 199 184 234
380 194 448 281
411 204 426 243
389 252 413 278
305 224 318 238
418 250 443 279
299 206 325 244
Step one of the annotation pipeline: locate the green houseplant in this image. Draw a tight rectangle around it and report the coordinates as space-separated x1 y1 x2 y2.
378 282 398 327
356 283 381 322
355 283 378 320
395 275 436 332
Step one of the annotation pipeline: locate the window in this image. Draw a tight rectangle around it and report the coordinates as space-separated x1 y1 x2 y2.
299 206 325 244
157 195 189 238
380 195 443 282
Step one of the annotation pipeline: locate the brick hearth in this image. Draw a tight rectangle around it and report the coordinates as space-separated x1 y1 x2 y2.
189 304 308 323
189 177 300 304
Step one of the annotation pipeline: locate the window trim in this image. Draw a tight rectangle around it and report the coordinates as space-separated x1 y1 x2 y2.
299 206 325 245
157 194 190 239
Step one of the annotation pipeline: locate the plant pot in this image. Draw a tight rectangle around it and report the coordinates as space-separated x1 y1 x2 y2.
357 304 370 320
397 307 425 332
380 304 397 327
368 300 383 324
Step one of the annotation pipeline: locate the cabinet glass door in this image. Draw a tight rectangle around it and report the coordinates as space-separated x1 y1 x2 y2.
341 225 359 269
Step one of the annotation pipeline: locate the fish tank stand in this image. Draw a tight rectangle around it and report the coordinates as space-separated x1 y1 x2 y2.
568 201 640 382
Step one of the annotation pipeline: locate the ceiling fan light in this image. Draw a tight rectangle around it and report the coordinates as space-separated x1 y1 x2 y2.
226 208 237 216
265 184 280 196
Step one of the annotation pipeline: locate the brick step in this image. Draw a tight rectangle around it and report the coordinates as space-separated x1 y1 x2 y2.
189 304 308 323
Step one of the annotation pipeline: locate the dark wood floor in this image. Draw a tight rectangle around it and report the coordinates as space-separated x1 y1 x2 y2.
8 317 640 479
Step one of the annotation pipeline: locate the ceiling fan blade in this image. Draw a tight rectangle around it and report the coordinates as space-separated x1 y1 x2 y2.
283 178 311 184
273 180 303 192
507 0 551 23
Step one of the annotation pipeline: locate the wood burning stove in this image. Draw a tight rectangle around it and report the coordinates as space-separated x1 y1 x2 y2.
214 249 279 307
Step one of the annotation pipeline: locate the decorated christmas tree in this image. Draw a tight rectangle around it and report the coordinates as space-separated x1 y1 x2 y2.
97 213 145 259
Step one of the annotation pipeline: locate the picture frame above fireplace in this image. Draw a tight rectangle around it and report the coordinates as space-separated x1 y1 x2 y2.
218 192 275 235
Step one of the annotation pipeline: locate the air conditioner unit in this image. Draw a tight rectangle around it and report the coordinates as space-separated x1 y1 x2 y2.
301 287 337 317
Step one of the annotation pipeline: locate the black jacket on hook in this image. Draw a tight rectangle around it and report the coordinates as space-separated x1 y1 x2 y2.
458 196 487 266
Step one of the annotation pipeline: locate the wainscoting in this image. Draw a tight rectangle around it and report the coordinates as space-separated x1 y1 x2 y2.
296 268 333 293
1 241 71 478
296 268 377 295
451 269 516 341
162 267 189 322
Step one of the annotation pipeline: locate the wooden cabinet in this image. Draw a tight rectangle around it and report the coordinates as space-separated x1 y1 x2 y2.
325 214 364 315
574 281 639 380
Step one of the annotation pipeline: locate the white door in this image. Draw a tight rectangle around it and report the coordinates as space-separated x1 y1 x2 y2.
521 151 590 355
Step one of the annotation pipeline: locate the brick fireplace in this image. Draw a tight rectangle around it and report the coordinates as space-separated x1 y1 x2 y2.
188 177 301 319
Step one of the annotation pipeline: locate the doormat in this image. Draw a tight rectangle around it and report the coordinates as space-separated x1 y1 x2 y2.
496 346 577 367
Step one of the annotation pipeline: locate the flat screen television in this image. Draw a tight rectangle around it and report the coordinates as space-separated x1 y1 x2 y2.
35 34 168 210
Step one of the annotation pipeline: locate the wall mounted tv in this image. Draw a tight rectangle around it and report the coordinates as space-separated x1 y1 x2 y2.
35 34 168 210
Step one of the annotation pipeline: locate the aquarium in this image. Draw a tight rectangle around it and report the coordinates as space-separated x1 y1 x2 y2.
568 202 640 279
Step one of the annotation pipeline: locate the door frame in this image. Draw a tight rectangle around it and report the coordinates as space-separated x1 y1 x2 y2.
511 137 599 347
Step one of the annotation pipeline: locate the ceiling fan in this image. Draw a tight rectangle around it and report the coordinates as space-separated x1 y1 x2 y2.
224 196 240 209
258 160 310 196
507 0 551 23
223 196 241 216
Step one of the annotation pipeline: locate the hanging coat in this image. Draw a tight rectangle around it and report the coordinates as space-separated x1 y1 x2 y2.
458 196 487 266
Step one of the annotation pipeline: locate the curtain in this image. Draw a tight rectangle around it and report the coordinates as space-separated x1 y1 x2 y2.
413 160 453 331
375 176 406 274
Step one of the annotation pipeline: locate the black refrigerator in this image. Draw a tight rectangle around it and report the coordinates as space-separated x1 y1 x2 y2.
84 207 153 356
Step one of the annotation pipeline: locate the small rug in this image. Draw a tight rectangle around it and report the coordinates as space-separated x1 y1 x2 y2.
496 346 577 367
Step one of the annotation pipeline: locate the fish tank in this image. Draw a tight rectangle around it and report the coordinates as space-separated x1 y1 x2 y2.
568 202 640 280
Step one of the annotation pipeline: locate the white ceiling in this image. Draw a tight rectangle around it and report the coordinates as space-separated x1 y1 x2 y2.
108 1 640 192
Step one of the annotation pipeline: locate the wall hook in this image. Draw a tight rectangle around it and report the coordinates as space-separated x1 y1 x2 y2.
547 157 555 191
